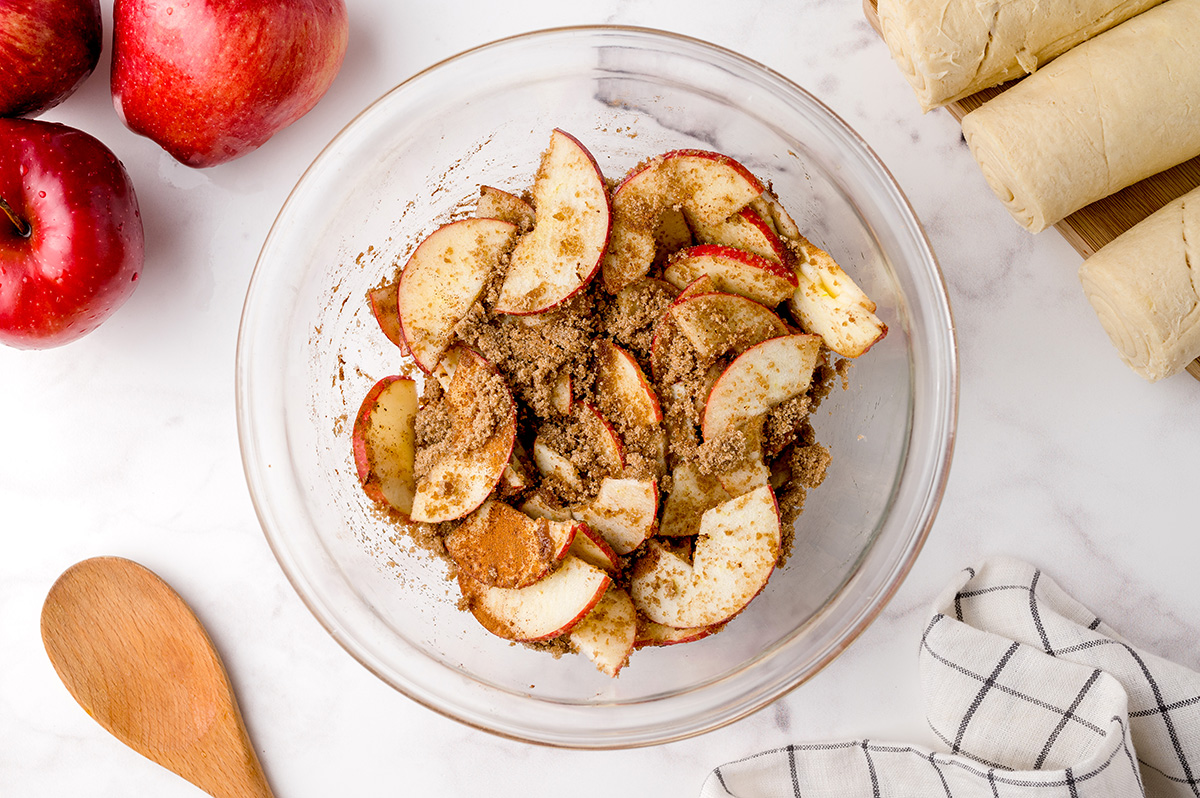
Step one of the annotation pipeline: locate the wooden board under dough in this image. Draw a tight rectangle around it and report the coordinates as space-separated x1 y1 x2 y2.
863 0 1200 381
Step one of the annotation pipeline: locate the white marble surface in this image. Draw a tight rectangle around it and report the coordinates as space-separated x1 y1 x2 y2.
2 1 1198 796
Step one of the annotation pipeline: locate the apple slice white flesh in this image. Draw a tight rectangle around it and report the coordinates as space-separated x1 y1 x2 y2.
572 477 658 555
634 616 723 648
352 376 418 516
459 555 611 642
567 522 621 572
761 192 887 358
532 437 585 494
673 273 719 305
396 217 517 372
519 488 574 522
444 500 575 589
631 484 781 628
476 185 534 230
712 415 771 497
594 340 666 475
367 281 406 351
495 129 610 314
701 333 822 442
410 348 516 523
658 461 731 537
573 403 625 476
665 149 765 227
568 587 637 677
498 440 532 497
601 158 693 293
664 244 797 306
550 371 573 415
690 205 788 265
668 291 789 364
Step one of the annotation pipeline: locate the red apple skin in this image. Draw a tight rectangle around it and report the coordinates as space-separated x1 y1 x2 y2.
0 119 144 349
0 0 101 118
111 0 349 168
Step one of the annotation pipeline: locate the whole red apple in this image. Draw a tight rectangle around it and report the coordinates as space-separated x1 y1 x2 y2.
0 118 144 349
111 0 349 168
0 0 102 117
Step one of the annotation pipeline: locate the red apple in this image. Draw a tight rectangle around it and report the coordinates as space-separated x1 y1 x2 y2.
0 119 144 349
111 0 349 167
0 0 101 117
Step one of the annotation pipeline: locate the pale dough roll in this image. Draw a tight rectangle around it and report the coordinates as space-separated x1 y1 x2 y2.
1079 186 1200 382
961 0 1200 233
877 0 1163 111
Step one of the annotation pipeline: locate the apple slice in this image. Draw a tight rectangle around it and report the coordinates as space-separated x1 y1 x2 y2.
498 441 533 497
573 403 625 476
658 461 731 537
594 340 666 475
494 130 610 314
668 292 789 364
568 587 637 677
532 437 584 494
519 488 574 522
664 245 797 306
476 185 534 230
672 274 717 305
701 334 822 442
567 522 621 572
631 484 781 628
459 555 611 642
759 193 887 358
445 500 575 589
572 477 658 555
352 376 418 516
710 415 771 497
396 217 517 372
410 348 516 523
690 206 788 265
665 149 765 227
550 371 573 416
367 281 406 351
634 616 723 648
601 158 693 293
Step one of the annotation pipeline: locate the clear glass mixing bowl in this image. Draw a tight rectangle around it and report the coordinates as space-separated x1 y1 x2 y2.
236 25 957 748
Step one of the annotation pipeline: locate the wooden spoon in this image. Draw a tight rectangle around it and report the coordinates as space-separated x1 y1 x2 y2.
40 556 274 798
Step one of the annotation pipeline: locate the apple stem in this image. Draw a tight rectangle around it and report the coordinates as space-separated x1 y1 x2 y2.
0 196 31 238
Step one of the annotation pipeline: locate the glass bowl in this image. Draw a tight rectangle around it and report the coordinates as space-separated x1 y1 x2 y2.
236 26 957 748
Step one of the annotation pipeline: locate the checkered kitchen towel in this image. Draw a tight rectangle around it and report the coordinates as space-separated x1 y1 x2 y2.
702 557 1200 797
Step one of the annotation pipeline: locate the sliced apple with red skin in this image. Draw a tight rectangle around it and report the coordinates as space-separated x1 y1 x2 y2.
601 158 693 293
658 461 731 537
367 281 407 351
759 193 887 358
669 292 789 364
664 245 797 307
666 149 765 227
495 129 610 314
567 521 621 572
498 440 532 497
573 403 625 476
572 477 658 555
476 185 534 230
634 616 723 648
569 587 637 677
710 415 771 497
595 340 666 475
631 484 781 628
396 217 517 372
410 348 516 523
701 334 823 442
352 376 418 516
459 555 611 642
445 500 574 589
690 205 789 265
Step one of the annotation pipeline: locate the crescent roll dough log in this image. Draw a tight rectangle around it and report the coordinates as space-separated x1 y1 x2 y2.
961 0 1200 233
1079 187 1200 382
877 0 1163 111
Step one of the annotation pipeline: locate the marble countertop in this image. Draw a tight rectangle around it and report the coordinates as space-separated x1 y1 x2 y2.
3 1 1197 795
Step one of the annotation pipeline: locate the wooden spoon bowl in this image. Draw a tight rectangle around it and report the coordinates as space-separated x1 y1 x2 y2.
41 556 274 798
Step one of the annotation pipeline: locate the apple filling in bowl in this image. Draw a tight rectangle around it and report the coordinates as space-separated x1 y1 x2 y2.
351 129 887 677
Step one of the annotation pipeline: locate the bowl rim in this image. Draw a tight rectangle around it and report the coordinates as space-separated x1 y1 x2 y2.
236 23 959 748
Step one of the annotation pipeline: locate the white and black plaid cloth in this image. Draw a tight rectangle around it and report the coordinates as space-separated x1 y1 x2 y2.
702 557 1200 797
